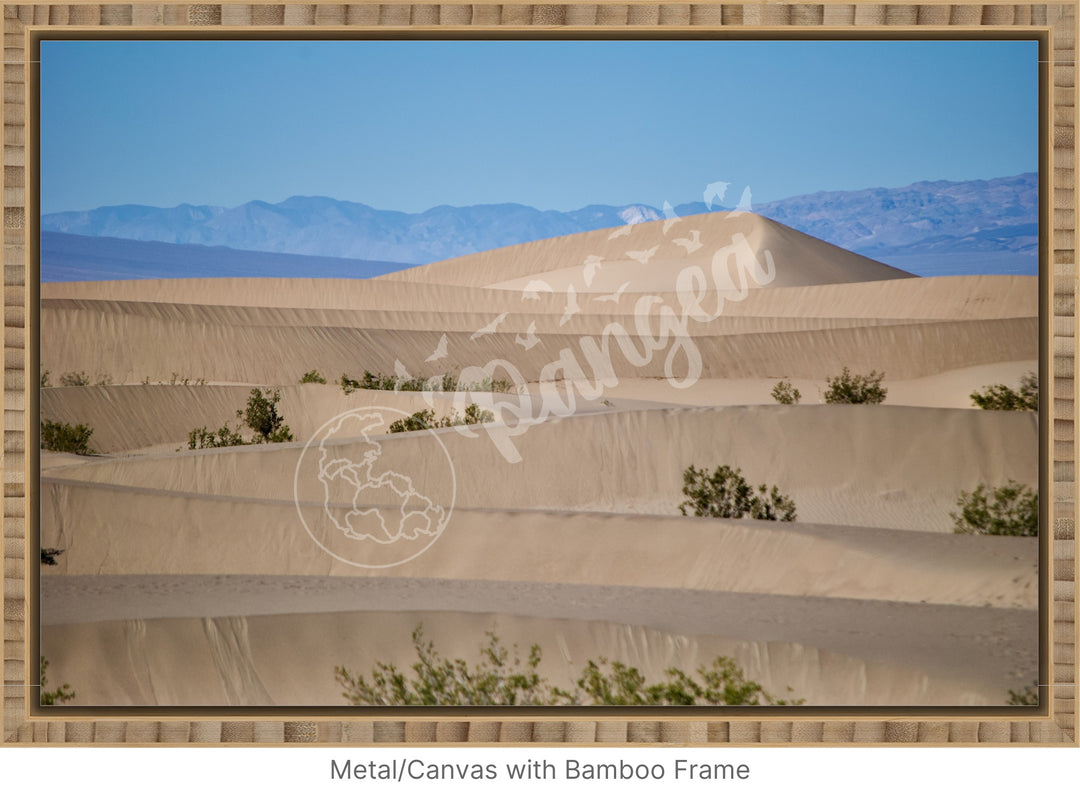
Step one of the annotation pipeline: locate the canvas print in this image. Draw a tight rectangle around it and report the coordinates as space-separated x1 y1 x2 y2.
36 39 1040 707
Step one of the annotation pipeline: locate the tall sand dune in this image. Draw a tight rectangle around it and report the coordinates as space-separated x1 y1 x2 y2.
379 212 914 289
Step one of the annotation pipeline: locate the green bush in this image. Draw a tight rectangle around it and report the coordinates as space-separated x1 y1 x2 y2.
574 657 800 706
40 657 75 706
188 424 245 450
336 626 562 706
971 372 1038 411
951 481 1038 537
59 370 91 387
388 408 438 433
237 387 293 444
823 366 886 404
40 419 94 455
335 625 801 706
771 380 801 405
188 388 293 448
678 464 796 522
300 369 327 384
340 369 515 396
40 369 50 388
388 404 495 434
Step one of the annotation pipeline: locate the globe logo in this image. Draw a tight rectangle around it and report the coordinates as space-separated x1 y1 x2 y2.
293 406 456 567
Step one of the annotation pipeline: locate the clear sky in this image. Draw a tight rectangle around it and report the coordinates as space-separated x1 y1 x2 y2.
40 39 1038 215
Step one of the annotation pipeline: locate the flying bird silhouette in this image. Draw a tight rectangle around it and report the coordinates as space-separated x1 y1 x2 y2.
515 321 542 351
425 333 449 362
583 255 604 287
521 279 554 301
626 245 659 264
470 312 508 340
662 201 681 234
393 360 412 385
559 284 580 327
704 181 731 211
731 186 753 216
596 281 632 304
673 230 702 254
608 222 634 240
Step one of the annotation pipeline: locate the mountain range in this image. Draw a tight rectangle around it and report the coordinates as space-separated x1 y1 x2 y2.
41 173 1037 279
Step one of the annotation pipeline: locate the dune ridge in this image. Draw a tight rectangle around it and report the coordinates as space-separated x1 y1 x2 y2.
380 211 914 288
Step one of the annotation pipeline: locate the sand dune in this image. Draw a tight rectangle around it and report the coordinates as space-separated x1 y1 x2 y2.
40 296 1034 386
42 273 1035 321
37 213 1039 708
40 383 494 454
597 361 1039 409
41 604 1031 707
39 493 1038 607
44 405 1038 531
381 211 914 289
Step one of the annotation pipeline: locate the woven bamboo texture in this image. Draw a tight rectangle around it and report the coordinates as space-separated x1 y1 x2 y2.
1 0 1077 746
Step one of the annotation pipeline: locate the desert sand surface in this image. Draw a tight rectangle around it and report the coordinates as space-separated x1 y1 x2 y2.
38 210 1039 707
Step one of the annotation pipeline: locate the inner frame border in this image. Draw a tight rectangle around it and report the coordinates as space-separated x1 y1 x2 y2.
2 1 1076 746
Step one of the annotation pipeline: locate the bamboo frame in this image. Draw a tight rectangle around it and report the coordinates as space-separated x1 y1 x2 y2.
1 1 1075 745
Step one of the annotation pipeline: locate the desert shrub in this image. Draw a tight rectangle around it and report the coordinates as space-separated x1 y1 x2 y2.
187 424 245 450
40 419 94 455
300 369 327 384
388 408 438 433
40 657 75 706
336 626 563 706
335 625 801 706
823 366 886 404
187 388 293 448
575 657 801 706
167 373 206 386
340 369 515 396
951 480 1038 537
387 404 495 434
341 370 430 393
678 464 796 522
463 376 516 394
454 403 496 426
1007 683 1039 706
771 380 801 405
40 369 50 388
40 548 64 566
238 388 293 443
971 372 1038 411
95 373 112 386
59 370 90 387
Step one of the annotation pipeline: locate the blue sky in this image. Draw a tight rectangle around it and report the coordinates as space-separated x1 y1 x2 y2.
40 39 1038 215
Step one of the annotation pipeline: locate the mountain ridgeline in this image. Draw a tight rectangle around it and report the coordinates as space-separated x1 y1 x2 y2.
42 173 1037 280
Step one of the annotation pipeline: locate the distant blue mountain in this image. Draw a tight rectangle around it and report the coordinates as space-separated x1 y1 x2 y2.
40 232 412 283
42 173 1038 278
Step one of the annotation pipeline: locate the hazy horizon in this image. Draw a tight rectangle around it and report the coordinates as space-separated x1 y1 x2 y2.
40 169 1037 217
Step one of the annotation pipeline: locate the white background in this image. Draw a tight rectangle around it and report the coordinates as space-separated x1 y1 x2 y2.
1 745 1077 800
